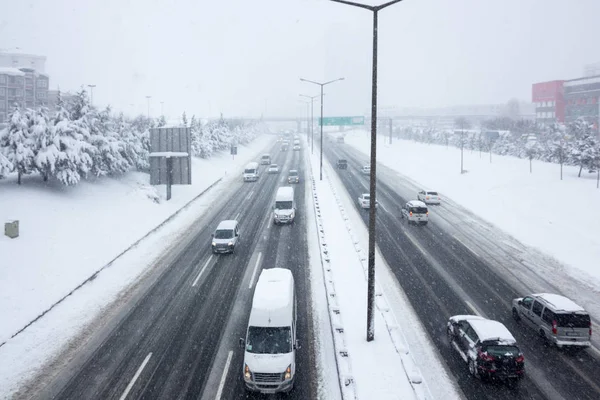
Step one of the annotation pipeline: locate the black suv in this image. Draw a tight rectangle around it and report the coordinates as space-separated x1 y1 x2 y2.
336 159 348 169
447 315 525 385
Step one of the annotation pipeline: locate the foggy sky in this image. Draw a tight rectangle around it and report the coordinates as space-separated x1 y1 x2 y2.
2 0 599 119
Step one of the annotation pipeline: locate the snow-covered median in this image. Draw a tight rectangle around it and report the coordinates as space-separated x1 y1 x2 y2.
342 129 600 289
307 148 459 400
0 135 272 398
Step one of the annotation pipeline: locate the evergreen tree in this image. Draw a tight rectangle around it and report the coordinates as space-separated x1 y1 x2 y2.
569 118 597 177
0 150 12 178
182 111 188 127
156 115 167 127
0 106 35 184
31 107 58 181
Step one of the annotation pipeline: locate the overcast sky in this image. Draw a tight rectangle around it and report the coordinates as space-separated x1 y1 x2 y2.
2 0 599 119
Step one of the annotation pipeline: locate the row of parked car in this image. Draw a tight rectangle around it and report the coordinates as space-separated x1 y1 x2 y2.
448 293 591 386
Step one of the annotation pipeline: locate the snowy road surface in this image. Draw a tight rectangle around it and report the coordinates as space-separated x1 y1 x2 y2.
324 137 600 400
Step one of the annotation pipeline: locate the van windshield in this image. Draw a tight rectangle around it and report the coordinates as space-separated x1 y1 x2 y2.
410 207 428 214
556 313 590 328
276 201 293 210
244 169 256 174
214 229 234 239
246 326 292 354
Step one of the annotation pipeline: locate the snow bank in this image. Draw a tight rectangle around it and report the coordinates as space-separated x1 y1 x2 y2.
342 130 600 288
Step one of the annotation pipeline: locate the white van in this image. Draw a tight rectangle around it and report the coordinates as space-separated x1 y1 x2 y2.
260 154 271 165
243 162 259 182
240 268 298 394
273 186 295 225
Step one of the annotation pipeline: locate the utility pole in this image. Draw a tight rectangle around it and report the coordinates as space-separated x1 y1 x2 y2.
146 96 151 119
87 84 96 106
330 0 405 342
300 94 320 154
300 78 345 180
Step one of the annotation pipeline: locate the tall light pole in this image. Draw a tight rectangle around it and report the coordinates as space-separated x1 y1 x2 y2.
299 99 310 137
331 0 405 342
300 77 344 180
300 94 320 154
146 96 151 119
87 84 96 106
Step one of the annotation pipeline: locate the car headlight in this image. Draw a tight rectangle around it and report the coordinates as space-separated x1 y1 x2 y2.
244 364 251 380
284 365 292 380
212 241 216 246
228 241 234 246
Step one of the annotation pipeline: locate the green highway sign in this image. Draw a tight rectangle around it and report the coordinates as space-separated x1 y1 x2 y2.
319 116 365 126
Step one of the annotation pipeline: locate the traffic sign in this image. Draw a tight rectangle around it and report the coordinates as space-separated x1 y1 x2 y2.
319 116 365 126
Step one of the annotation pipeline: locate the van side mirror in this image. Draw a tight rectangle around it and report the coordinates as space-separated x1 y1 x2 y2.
294 340 301 350
518 300 523 305
239 338 245 348
211 233 214 238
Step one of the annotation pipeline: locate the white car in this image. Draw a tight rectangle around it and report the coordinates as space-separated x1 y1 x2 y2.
417 190 441 205
358 193 378 209
268 164 279 174
360 165 370 174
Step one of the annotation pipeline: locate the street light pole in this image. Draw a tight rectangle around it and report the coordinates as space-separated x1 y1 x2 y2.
146 96 151 119
87 84 96 106
300 77 345 180
300 94 320 154
330 0 405 342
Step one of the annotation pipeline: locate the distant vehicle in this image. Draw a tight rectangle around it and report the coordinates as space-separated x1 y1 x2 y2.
268 164 279 174
211 220 240 254
293 144 301 151
281 143 289 151
417 190 441 205
360 165 370 174
241 268 298 394
512 293 591 349
260 154 271 165
400 200 428 225
358 193 378 209
287 170 299 184
336 159 348 169
243 162 259 182
274 186 295 225
336 136 345 143
447 315 524 385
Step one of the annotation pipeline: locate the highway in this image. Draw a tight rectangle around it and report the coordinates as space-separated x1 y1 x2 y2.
37 142 316 400
324 137 600 400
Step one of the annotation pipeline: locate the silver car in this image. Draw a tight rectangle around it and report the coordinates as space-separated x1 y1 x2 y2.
512 293 591 348
211 220 240 254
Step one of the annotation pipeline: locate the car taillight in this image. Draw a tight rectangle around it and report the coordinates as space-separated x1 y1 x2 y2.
409 211 413 217
552 320 557 335
515 354 525 363
426 196 430 199
426 211 429 216
478 350 495 362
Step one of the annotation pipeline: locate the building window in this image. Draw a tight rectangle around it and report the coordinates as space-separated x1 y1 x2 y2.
8 88 16 97
0 102 5 110
16 89 23 97
36 91 46 99
0 75 5 84
36 80 47 88
0 88 5 96
25 89 33 98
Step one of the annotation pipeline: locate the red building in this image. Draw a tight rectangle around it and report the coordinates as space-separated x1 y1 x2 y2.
532 80 565 124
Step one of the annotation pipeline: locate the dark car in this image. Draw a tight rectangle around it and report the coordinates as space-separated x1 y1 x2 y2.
336 159 348 169
447 315 525 385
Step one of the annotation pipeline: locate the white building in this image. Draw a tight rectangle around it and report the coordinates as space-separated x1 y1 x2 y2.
0 50 46 73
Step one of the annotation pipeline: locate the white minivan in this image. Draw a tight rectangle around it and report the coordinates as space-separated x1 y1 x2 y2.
240 268 298 394
243 162 259 182
274 186 295 225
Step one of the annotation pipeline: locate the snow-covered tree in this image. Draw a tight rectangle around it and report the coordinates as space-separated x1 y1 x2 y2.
0 150 12 178
31 107 58 181
156 115 167 128
0 106 35 184
89 107 130 177
182 111 188 127
569 118 597 177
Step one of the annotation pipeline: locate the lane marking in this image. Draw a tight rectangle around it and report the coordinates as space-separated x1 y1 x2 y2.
192 255 213 287
215 350 234 400
465 301 482 316
119 352 152 400
379 203 389 214
453 235 480 258
249 252 263 289
590 345 600 358
234 212 241 221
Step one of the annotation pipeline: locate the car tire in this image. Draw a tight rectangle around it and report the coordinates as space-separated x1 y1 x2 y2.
468 359 479 379
447 328 454 344
512 308 520 321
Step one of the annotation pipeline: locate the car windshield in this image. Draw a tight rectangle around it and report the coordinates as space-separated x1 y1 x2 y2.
410 207 428 214
276 201 293 210
214 229 234 239
482 345 520 357
270 164 277 168
289 171 298 176
246 326 292 354
244 169 256 174
363 195 370 200
556 313 590 328
426 192 438 195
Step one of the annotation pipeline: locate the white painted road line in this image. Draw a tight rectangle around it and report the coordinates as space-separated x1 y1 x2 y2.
193 255 213 287
234 212 241 221
249 252 263 289
453 235 480 258
590 345 600 358
119 352 152 400
465 301 482 316
215 350 233 400
379 203 389 214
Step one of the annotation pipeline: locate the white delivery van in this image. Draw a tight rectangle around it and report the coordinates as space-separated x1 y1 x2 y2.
243 162 259 182
240 268 298 394
260 154 271 165
273 186 295 225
